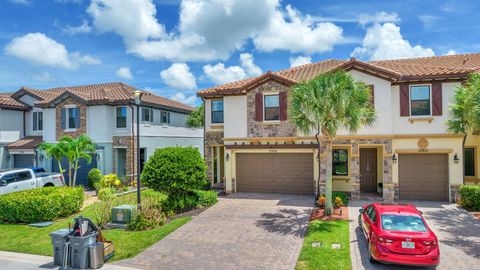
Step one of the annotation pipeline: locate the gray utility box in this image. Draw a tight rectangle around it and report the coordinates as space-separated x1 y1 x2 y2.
69 232 97 269
89 242 104 269
49 229 71 266
112 204 136 224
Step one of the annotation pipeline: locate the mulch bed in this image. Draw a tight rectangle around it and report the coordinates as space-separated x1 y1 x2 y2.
310 206 349 221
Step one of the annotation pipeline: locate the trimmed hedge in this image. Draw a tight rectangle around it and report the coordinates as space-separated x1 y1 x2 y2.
0 187 84 224
193 190 217 207
459 185 480 210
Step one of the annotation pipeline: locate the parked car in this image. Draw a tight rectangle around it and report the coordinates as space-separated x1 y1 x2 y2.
358 203 440 268
0 168 65 195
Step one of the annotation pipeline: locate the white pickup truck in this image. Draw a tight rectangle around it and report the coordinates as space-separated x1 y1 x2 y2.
0 168 65 195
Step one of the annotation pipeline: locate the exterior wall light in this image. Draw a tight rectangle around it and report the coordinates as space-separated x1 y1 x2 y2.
39 154 44 161
225 153 230 161
454 153 460 164
392 153 397 164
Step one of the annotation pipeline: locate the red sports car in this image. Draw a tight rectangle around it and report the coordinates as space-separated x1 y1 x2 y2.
358 203 440 268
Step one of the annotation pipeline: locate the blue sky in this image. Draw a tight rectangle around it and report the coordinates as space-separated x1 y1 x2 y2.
1 0 479 106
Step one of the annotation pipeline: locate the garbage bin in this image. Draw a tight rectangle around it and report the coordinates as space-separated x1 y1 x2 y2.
89 242 104 269
69 232 97 269
49 228 71 266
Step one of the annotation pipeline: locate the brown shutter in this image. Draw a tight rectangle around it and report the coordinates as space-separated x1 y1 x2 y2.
432 82 443 116
255 92 263 121
279 91 287 121
400 83 410 116
368 85 375 108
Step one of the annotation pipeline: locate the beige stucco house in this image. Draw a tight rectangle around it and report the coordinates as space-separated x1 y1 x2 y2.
198 53 480 202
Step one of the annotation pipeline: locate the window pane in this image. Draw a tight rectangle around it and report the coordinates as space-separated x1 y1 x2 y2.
411 100 430 116
16 171 32 181
38 112 43 131
381 215 428 232
212 111 223 123
264 107 279 121
212 100 224 112
264 95 279 108
68 108 76 128
333 149 348 176
1 174 16 184
465 148 475 176
411 86 430 100
116 107 127 128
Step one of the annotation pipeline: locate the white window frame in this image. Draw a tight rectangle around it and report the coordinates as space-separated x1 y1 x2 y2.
210 99 224 124
142 108 154 123
409 84 432 117
115 106 128 130
64 105 78 131
32 111 43 131
161 110 170 125
263 92 280 122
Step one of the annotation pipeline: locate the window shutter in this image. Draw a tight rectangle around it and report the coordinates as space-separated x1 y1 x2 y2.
33 112 38 131
150 109 154 122
255 92 263 121
368 85 375 108
279 91 288 121
399 83 410 116
432 82 443 116
75 108 80 128
61 108 66 129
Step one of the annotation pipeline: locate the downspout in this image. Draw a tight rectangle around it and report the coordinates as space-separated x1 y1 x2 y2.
23 110 26 138
128 105 135 183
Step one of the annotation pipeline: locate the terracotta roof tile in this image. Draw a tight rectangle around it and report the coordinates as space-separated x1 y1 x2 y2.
6 136 42 150
0 93 28 110
197 53 480 98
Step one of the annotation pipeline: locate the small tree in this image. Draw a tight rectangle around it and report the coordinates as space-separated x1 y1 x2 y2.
141 146 207 195
186 104 204 128
447 73 480 174
290 71 376 214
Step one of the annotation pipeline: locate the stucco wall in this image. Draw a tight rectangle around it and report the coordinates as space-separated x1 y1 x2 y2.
224 95 247 138
87 106 114 142
42 108 56 143
0 109 23 133
140 136 204 159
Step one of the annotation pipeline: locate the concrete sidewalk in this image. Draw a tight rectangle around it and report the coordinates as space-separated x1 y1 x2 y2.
0 251 140 270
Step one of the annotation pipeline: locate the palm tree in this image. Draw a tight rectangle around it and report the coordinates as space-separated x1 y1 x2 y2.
290 71 376 214
447 73 480 175
38 139 69 176
71 134 96 187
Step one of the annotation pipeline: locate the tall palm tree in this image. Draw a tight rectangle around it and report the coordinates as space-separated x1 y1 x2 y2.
447 73 480 175
290 71 376 214
38 139 69 176
71 134 96 187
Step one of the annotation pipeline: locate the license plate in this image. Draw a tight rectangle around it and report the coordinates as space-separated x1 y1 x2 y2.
401 241 415 249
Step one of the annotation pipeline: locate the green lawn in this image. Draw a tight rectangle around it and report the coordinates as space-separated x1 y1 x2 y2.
0 203 191 262
296 220 351 270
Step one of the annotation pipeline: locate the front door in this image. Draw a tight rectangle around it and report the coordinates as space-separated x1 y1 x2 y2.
360 148 377 193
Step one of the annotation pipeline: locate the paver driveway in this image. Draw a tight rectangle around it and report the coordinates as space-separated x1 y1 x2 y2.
114 193 313 270
349 200 480 270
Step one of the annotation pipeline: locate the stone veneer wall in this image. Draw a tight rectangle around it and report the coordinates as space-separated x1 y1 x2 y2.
318 138 393 201
205 131 224 182
450 184 461 203
247 81 297 137
55 97 87 140
112 136 137 182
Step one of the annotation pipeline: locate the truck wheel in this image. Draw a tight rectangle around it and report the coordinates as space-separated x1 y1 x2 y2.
43 183 54 187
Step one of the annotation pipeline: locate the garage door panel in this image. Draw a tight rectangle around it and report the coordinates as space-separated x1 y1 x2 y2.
399 154 449 201
236 153 314 194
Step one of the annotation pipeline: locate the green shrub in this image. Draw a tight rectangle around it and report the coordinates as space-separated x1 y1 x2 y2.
193 190 217 207
98 188 116 201
141 147 207 194
128 196 167 231
162 192 198 212
99 174 121 189
0 187 84 224
87 168 103 189
332 192 349 206
459 185 480 210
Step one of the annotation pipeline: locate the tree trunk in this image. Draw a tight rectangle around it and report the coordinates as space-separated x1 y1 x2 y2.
73 159 79 187
315 130 321 197
68 162 73 187
325 141 333 215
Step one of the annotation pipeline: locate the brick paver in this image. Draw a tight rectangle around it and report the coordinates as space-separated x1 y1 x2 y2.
114 193 313 270
349 200 480 270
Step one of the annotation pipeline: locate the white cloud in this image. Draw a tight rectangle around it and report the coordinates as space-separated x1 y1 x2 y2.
160 63 197 90
203 53 263 84
239 53 262 76
9 0 31 5
170 92 197 106
351 23 435 60
358 12 399 27
116 67 134 80
289 56 311 67
63 20 92 35
4 33 102 69
87 0 345 62
445 50 457 55
32 72 54 82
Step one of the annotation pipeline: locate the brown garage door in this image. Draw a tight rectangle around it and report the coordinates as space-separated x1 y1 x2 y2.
399 154 449 201
236 153 314 194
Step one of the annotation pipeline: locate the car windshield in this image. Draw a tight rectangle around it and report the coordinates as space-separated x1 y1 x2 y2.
381 214 428 232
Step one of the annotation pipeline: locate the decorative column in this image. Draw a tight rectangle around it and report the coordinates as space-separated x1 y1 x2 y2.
350 141 361 200
382 140 395 202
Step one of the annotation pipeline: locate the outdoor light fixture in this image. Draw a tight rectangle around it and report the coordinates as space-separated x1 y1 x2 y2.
39 154 44 161
392 153 397 163
6 155 10 161
133 89 144 210
225 153 230 161
454 153 460 164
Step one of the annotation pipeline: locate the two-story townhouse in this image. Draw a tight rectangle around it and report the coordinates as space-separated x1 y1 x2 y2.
0 93 27 169
0 82 203 186
198 53 480 202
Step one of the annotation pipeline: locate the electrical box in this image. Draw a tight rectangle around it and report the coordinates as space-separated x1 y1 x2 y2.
111 205 135 224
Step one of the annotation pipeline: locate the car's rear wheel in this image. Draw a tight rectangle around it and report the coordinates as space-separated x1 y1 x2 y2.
368 242 377 264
